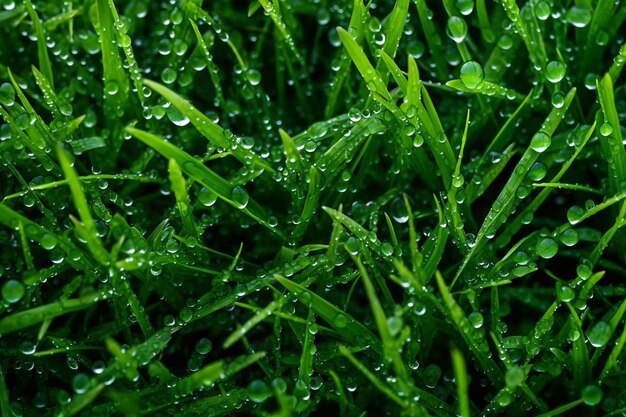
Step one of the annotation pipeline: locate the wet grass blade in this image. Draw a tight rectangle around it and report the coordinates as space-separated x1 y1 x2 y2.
0 291 107 335
24 0 54 90
143 79 274 173
274 275 382 353
126 127 284 238
57 145 110 265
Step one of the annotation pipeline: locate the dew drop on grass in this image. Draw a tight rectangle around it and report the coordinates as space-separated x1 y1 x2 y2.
535 1 551 20
381 242 393 256
387 316 403 336
456 0 474 15
316 8 330 25
195 337 213 355
552 92 565 108
334 313 348 328
161 67 177 84
536 238 558 259
407 41 425 58
460 61 484 89
567 205 585 224
576 260 593 280
72 373 90 394
246 69 261 86
556 283 575 302
545 61 566 83
527 162 547 181
530 132 551 152
247 380 271 403
40 233 58 250
566 6 592 28
559 228 579 246
446 16 468 43
231 186 249 209
587 321 611 347
0 83 15 106
468 311 484 328
105 80 119 96
505 366 524 388
582 385 603 405
166 106 190 127
2 280 25 303
600 122 613 136
198 187 218 206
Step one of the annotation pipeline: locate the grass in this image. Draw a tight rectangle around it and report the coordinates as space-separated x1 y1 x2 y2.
0 0 626 416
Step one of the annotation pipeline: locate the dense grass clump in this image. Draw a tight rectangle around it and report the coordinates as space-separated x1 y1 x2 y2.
1 0 626 415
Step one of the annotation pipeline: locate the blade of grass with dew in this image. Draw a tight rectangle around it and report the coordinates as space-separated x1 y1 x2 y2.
338 345 406 407
413 0 448 80
96 0 129 133
453 88 576 286
596 74 626 195
57 145 110 265
497 122 596 246
168 158 197 239
337 27 391 101
24 0 54 90
126 127 284 238
446 79 525 101
274 275 382 353
189 20 225 110
0 291 107 335
143 79 274 173
324 0 365 118
436 271 501 383
499 0 546 68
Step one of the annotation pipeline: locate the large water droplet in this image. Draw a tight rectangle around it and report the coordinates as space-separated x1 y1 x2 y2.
460 61 484 89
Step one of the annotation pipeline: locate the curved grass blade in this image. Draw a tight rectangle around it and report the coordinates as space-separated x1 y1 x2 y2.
274 275 382 353
0 291 107 336
126 127 284 239
143 79 274 173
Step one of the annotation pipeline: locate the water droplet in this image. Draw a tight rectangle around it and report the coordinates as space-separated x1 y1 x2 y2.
545 61 566 83
446 16 468 43
587 321 611 347
468 311 484 328
536 238 558 259
72 373 90 394
556 283 575 302
582 385 603 405
460 61 484 89
40 233 58 250
198 187 218 206
231 186 249 209
387 316 403 336
2 280 25 303
566 6 592 28
567 205 585 224
600 122 613 136
559 228 579 247
530 132 551 153
247 380 271 403
535 1 551 20
105 80 119 96
246 69 261 86
456 0 474 15
0 83 16 106
334 313 348 328
161 67 177 84
505 366 524 388
166 106 190 127
195 338 213 354
381 242 393 256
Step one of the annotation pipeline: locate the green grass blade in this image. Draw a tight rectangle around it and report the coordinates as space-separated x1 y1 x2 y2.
57 145 110 264
143 79 274 173
126 127 284 238
274 275 382 353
